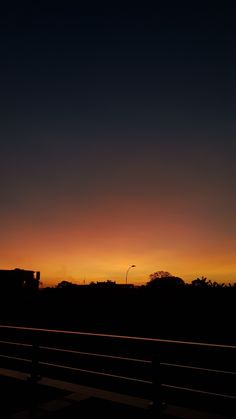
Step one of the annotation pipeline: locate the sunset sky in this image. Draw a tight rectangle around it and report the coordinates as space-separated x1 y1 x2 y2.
1 4 236 285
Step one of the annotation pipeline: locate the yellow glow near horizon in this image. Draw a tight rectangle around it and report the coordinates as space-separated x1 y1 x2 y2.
1 236 236 286
1 195 236 286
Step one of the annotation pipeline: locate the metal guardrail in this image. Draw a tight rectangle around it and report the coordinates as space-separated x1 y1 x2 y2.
0 325 235 411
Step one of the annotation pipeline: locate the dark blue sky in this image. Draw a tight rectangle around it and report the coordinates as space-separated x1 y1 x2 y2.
1 3 236 283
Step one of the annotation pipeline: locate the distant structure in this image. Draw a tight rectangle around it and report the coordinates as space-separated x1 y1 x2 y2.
0 268 40 291
85 282 134 289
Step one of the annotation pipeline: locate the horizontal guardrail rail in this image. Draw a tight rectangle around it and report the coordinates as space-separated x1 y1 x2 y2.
0 325 235 413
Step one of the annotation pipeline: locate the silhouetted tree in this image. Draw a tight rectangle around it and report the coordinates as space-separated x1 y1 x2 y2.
191 277 206 287
211 281 226 288
149 271 172 280
56 280 79 289
191 277 217 287
147 272 185 288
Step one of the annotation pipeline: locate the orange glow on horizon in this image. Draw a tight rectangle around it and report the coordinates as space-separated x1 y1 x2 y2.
1 197 236 286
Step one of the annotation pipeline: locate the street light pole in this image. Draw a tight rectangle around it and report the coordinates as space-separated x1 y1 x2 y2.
125 265 136 285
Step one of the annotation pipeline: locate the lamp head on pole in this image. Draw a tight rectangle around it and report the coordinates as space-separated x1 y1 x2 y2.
125 264 136 285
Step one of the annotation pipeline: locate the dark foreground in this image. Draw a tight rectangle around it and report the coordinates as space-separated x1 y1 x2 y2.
1 372 233 419
0 287 235 418
1 286 236 343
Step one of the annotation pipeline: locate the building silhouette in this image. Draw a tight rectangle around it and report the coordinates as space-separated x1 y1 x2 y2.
0 268 40 291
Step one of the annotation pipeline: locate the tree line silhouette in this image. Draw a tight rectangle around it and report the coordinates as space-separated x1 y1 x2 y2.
55 271 236 290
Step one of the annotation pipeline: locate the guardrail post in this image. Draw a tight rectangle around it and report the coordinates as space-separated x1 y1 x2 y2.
28 339 41 383
151 355 164 413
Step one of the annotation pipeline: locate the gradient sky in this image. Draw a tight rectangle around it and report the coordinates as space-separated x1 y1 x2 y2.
1 4 236 285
